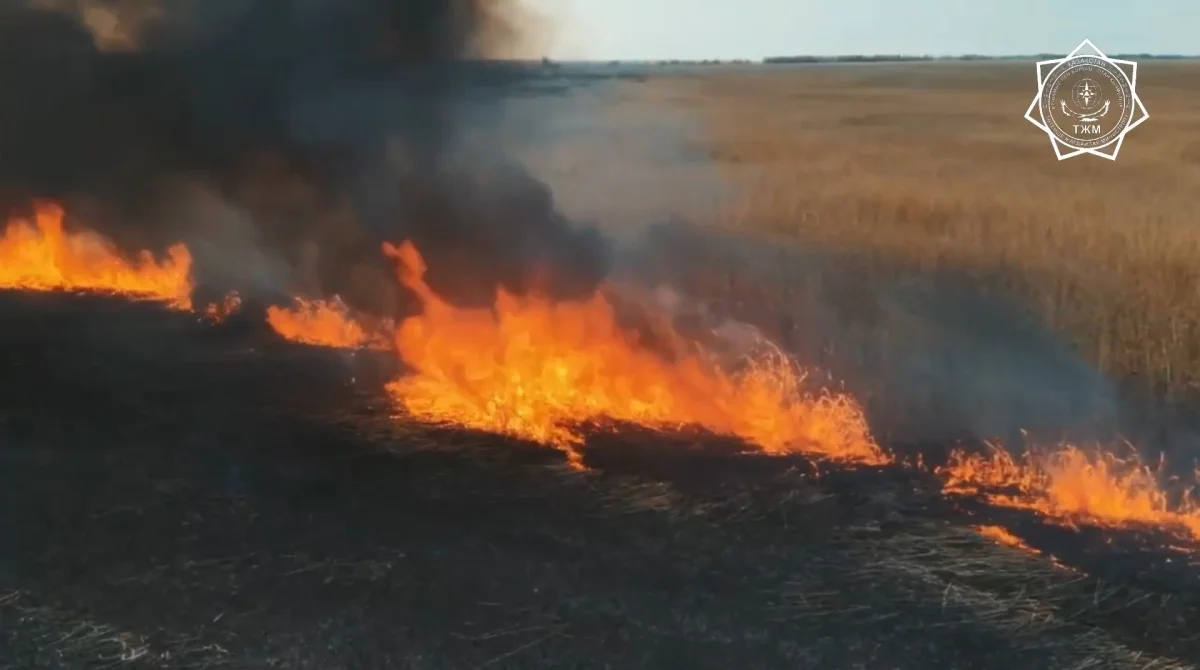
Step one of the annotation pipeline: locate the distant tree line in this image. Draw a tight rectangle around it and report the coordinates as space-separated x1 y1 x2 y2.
563 54 1195 68
762 53 1193 64
616 59 756 66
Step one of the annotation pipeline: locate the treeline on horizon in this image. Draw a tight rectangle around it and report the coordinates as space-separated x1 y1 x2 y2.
762 53 1192 63
592 53 1193 66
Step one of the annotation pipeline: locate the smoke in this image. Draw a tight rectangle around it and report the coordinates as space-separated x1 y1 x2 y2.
632 222 1122 449
0 0 609 314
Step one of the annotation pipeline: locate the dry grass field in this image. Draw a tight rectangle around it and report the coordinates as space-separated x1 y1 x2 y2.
9 61 1200 668
653 61 1200 403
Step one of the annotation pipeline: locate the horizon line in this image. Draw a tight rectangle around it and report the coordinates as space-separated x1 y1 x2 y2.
524 53 1200 64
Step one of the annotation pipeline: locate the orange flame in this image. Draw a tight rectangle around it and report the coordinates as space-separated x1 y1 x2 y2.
266 297 388 350
204 292 243 323
941 445 1200 542
381 240 886 468
0 202 193 309
974 524 1037 553
11 203 1200 557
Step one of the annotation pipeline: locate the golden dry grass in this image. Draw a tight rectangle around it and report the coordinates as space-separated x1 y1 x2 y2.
662 61 1200 396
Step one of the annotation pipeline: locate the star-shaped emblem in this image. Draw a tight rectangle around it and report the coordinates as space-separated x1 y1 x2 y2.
1024 39 1149 160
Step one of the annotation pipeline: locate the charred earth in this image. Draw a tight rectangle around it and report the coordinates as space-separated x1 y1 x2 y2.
1 291 1199 669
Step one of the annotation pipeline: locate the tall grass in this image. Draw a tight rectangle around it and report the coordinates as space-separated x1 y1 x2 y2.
675 62 1200 396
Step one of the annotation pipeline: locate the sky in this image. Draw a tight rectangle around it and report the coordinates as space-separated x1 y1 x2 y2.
526 0 1198 61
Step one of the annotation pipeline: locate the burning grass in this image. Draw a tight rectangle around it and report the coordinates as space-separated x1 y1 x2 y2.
942 444 1200 544
6 262 1200 667
203 292 243 323
0 201 246 322
9 198 1200 562
267 240 885 469
256 232 1200 554
382 240 885 468
974 524 1036 553
4 63 1200 667
6 301 1200 667
0 202 193 309
265 297 389 350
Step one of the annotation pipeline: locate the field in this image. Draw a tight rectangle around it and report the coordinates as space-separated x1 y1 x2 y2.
663 62 1200 418
6 61 1200 669
4 292 1200 670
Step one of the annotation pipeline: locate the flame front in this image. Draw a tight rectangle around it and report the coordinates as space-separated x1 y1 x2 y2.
265 297 388 350
974 524 1037 553
941 445 1200 542
12 206 1200 553
380 240 885 468
0 202 193 309
205 292 243 323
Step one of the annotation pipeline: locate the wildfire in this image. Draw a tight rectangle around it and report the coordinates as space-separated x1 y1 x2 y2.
9 201 1200 558
974 524 1037 553
204 292 243 323
0 202 193 309
941 445 1200 542
265 297 388 350
379 240 886 468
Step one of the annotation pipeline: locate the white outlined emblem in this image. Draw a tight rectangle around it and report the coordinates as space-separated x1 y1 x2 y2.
1024 40 1148 160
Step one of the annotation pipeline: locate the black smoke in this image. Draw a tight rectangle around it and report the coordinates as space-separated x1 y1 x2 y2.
0 0 610 313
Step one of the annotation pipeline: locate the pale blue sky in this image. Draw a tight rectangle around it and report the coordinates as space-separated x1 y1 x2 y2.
528 0 1197 61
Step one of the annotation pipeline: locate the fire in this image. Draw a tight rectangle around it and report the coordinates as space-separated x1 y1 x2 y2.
0 202 193 309
10 202 1200 559
204 292 243 323
266 297 388 350
941 445 1200 542
381 240 886 468
974 524 1037 553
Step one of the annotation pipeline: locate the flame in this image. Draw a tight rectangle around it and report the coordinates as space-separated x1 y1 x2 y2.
974 524 1037 553
204 292 243 323
266 297 388 350
941 445 1200 542
8 204 1200 559
0 202 193 309
381 240 886 468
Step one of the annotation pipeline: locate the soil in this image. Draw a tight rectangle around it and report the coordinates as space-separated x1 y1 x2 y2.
1 291 1197 669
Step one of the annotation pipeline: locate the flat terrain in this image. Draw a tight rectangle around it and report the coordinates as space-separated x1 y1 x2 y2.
519 62 1200 448
661 62 1200 400
2 291 1200 670
6 62 1200 669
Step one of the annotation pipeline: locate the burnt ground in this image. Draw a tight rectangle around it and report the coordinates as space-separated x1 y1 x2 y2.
1 291 1199 669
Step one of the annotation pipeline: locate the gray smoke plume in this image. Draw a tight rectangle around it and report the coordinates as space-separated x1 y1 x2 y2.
631 222 1124 450
0 0 610 313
